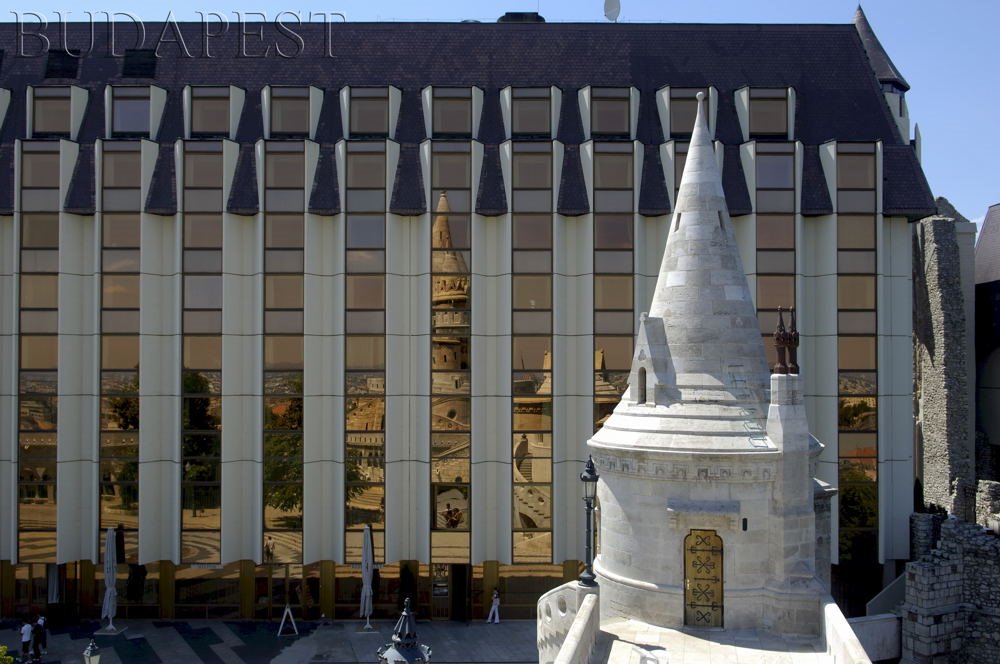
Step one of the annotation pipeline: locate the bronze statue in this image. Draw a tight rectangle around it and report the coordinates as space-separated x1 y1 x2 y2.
773 307 789 375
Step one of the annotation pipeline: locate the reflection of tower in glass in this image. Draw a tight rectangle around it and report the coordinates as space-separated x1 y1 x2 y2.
593 348 622 429
431 192 471 430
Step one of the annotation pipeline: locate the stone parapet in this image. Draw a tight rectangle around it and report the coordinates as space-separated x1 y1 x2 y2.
536 581 599 664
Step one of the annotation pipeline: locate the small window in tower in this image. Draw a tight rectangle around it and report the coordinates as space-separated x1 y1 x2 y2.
350 87 389 137
112 87 150 137
433 88 472 137
591 87 630 137
637 368 647 403
191 87 230 137
749 89 788 138
511 88 551 137
270 87 309 137
32 87 71 137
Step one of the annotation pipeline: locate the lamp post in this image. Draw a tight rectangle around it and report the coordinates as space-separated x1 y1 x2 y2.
579 454 599 587
83 639 101 664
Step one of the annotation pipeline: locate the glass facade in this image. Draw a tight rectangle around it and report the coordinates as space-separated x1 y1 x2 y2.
593 143 634 431
344 140 387 563
263 142 305 563
18 143 60 562
181 142 223 563
99 141 142 561
430 142 472 563
0 71 921 622
511 141 553 562
755 142 796 367
834 143 879 611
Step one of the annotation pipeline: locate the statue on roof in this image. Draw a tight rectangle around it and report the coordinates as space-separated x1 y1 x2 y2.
788 308 800 374
773 307 789 375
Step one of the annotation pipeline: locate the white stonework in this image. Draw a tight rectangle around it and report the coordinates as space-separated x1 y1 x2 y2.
589 94 829 636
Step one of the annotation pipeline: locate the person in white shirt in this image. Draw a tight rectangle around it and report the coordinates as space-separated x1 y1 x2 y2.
486 588 501 624
20 619 33 660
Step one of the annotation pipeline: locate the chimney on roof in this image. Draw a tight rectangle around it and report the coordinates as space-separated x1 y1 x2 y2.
497 12 546 23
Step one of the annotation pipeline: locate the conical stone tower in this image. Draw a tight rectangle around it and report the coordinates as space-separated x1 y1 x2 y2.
589 93 828 635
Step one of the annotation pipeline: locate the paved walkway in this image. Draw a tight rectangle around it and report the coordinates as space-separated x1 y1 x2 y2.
600 619 833 664
2 618 538 664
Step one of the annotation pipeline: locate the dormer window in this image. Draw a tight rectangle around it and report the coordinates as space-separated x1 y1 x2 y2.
511 88 551 137
270 87 309 137
32 87 71 137
191 87 230 138
111 87 150 137
433 88 472 137
749 89 788 138
350 87 389 138
591 88 629 137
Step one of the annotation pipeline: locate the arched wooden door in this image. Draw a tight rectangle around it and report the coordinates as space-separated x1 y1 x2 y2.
683 529 723 627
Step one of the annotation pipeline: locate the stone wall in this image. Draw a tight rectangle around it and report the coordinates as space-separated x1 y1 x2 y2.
913 217 975 520
910 513 945 560
901 518 1000 663
975 480 1000 528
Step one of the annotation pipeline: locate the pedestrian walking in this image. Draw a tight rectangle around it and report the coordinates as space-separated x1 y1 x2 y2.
35 614 47 655
486 587 501 624
19 618 32 661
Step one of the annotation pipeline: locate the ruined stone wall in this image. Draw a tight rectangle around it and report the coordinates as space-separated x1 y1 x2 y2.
975 480 1000 528
901 519 1000 664
909 512 944 561
913 217 975 520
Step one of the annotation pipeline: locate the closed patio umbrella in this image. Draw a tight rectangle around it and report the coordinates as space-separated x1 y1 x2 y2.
360 523 375 631
101 526 117 632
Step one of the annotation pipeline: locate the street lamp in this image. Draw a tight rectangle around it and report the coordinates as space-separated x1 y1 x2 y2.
579 454 599 587
83 639 101 664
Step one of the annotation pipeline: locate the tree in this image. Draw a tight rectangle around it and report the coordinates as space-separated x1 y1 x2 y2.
106 374 140 510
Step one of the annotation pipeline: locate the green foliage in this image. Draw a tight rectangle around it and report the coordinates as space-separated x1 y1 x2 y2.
838 461 878 565
0 644 14 664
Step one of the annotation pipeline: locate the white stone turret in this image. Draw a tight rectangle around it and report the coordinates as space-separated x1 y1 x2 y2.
589 93 828 636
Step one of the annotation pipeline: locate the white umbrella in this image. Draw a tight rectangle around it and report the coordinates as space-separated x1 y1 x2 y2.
101 527 117 631
360 523 374 631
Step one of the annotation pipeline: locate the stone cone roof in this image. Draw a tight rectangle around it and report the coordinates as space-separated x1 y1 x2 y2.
590 93 771 453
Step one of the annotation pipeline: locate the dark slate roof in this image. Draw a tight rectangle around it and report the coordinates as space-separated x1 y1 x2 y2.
853 6 910 91
881 144 935 219
389 143 425 215
475 144 507 216
556 89 584 144
308 143 340 215
478 87 505 144
64 143 95 214
722 144 751 216
557 145 589 216
638 144 670 216
145 143 177 215
227 143 259 215
0 21 932 219
156 87 185 142
0 89 24 214
314 90 343 144
800 145 832 215
635 88 664 145
235 90 263 143
76 87 105 143
976 204 1000 285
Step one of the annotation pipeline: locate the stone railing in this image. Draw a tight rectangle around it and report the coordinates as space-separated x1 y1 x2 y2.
821 595 873 664
536 582 599 664
554 593 599 664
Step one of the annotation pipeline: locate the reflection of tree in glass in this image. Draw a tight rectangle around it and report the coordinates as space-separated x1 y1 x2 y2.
837 461 877 564
106 374 139 510
838 399 875 431
182 371 220 514
261 374 365 523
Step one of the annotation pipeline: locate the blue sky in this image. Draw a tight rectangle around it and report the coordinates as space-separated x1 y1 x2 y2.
10 1 998 225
